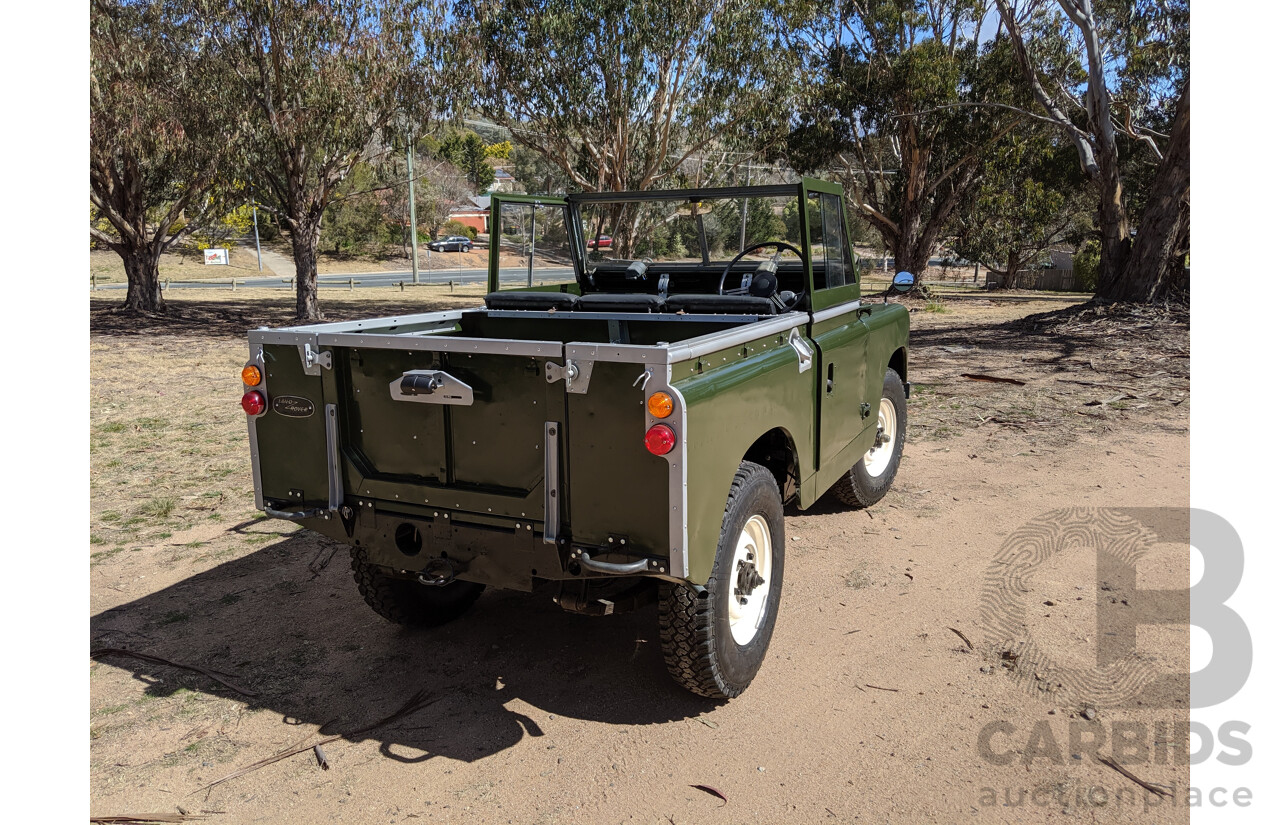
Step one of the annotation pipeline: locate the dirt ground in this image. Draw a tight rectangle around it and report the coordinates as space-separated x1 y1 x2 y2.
89 291 1191 823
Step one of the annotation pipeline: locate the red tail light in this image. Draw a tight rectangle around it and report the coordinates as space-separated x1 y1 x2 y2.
241 391 267 416
644 423 676 456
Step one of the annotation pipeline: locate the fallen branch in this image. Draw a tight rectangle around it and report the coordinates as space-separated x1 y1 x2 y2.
961 373 1026 386
90 815 204 824
90 648 257 697
1096 754 1172 798
196 690 443 793
947 627 974 650
864 684 899 692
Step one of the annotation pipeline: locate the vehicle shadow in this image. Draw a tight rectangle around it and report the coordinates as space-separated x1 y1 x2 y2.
90 530 716 764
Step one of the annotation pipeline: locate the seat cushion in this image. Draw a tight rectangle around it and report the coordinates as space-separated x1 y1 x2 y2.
664 294 776 315
484 291 580 311
577 293 665 313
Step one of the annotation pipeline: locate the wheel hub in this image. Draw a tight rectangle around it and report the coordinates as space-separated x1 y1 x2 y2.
726 514 773 645
861 397 898 478
735 558 766 602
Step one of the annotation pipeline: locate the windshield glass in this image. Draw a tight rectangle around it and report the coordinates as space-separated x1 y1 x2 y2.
579 193 810 273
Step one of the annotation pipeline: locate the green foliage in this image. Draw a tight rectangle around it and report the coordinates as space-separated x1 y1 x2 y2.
438 131 497 191
209 0 462 318
320 162 398 254
440 220 478 240
479 0 799 210
781 1 1023 271
951 128 1089 276
1073 240 1101 292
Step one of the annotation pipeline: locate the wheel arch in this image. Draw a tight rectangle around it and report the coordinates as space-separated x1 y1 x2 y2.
741 426 800 504
888 346 908 383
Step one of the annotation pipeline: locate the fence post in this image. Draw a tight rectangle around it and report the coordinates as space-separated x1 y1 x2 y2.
232 278 238 292
449 280 454 292
349 277 355 292
400 281 405 292
91 272 97 291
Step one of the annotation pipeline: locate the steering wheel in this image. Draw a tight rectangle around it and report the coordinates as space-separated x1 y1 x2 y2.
717 241 806 310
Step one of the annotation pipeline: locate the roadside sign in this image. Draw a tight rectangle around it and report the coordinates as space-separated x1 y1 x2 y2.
204 248 230 265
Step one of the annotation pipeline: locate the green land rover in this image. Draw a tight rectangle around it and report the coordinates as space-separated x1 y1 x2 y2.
241 179 913 699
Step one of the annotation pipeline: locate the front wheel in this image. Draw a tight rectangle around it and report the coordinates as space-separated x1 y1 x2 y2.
831 369 907 508
659 461 784 699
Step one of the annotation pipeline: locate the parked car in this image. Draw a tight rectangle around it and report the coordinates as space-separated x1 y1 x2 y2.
240 180 912 700
586 235 612 249
428 235 473 252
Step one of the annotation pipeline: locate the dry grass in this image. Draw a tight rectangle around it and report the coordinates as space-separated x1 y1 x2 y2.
90 247 266 284
88 286 490 562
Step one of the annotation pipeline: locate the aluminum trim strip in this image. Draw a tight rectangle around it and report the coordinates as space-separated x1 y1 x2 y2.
313 332 563 358
644 365 689 579
667 312 808 363
245 344 266 511
564 343 670 365
544 422 561 543
810 300 862 324
325 403 342 510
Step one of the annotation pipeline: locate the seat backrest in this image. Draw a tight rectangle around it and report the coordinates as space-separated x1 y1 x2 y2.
483 291 580 311
577 293 665 313
664 294 776 315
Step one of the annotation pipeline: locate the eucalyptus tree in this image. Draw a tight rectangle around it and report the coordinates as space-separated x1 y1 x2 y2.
204 0 463 321
951 127 1090 282
477 0 799 255
90 0 235 313
993 0 1189 302
779 0 1026 276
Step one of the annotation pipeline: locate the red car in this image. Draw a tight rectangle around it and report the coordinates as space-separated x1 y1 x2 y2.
587 235 612 250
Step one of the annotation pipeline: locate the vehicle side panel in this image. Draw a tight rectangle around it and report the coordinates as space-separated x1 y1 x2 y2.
809 302 910 499
812 312 870 471
674 330 818 585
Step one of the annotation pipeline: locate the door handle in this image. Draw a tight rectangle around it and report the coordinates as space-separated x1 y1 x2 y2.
787 329 814 373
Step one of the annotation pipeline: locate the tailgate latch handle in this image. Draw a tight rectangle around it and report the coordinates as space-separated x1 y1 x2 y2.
389 370 474 406
401 373 445 395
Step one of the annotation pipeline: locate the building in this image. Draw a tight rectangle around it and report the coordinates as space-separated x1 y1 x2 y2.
446 195 491 235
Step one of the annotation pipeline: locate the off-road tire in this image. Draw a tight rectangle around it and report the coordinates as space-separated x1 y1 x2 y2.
350 547 485 627
659 461 785 699
832 369 907 508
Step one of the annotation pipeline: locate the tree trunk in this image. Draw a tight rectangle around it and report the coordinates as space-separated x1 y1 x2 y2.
290 223 323 322
120 245 165 313
892 234 933 279
1098 86 1191 303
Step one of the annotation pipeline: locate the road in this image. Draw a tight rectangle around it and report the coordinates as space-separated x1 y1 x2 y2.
94 266 577 291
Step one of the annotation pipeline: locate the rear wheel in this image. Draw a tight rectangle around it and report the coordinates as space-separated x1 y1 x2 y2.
832 369 907 508
350 548 484 627
659 461 784 699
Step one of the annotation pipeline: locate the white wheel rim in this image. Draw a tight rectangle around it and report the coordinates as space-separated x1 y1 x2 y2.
862 397 898 478
727 514 773 646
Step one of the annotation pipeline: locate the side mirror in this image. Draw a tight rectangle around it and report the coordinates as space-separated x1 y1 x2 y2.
891 271 916 293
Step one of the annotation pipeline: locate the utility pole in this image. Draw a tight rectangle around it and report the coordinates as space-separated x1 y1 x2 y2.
250 186 263 271
406 134 420 285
